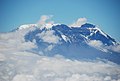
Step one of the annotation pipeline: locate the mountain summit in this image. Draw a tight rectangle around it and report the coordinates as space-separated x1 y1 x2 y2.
12 23 120 64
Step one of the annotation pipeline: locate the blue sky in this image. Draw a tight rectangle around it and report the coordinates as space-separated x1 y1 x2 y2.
0 0 120 41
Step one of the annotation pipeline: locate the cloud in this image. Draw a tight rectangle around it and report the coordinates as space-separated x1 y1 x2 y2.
70 18 87 27
37 15 54 28
105 45 120 53
0 53 6 61
88 40 103 47
87 40 120 53
111 45 120 53
12 74 36 81
0 32 120 81
0 51 120 81
87 40 108 52
36 30 60 44
45 45 55 51
0 31 37 52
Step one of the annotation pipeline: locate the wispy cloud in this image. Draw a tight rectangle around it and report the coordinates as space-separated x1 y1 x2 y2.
88 40 103 47
87 40 120 53
70 18 87 27
36 30 60 44
37 15 54 28
105 45 120 53
87 40 108 52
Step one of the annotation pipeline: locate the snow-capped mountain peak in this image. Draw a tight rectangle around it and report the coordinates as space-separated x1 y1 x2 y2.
18 24 37 30
44 23 59 29
11 22 119 54
3 22 120 65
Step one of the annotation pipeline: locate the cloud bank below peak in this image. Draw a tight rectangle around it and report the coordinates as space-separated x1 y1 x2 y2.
0 51 120 81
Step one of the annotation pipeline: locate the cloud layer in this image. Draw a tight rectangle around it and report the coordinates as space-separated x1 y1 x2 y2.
0 30 120 81
0 51 120 81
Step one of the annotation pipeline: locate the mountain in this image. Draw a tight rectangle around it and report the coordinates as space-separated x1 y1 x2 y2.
14 23 120 64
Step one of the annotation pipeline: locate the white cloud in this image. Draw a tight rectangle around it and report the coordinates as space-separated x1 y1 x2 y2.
111 45 120 53
0 51 120 81
45 45 55 51
0 31 120 81
12 74 37 81
36 30 60 44
87 40 108 52
105 45 120 53
87 40 120 53
88 40 103 47
0 32 120 81
0 53 6 61
37 15 54 28
0 31 37 53
70 18 87 27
